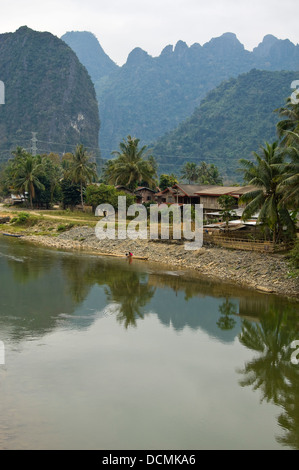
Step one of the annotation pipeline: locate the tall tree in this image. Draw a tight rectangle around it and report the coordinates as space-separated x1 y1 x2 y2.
159 173 178 191
181 162 198 184
107 136 157 190
277 131 299 209
276 97 299 146
275 100 299 209
69 144 98 211
197 161 223 185
239 142 295 243
12 153 45 208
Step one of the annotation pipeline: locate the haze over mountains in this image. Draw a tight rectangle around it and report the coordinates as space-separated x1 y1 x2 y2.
0 27 298 182
152 69 299 180
0 26 100 161
62 30 299 180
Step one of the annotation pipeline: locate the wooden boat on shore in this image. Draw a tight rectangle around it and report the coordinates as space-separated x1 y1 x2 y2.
86 250 148 261
2 233 23 238
98 252 148 261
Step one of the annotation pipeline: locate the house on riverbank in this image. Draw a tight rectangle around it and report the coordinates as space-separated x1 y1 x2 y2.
155 184 258 213
155 184 216 205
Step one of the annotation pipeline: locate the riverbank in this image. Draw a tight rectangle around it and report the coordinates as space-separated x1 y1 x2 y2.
18 225 299 300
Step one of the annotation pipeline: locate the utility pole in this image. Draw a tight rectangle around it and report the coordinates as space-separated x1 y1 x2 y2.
31 132 37 156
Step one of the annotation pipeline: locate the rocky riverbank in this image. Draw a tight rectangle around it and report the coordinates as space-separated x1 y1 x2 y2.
21 225 299 300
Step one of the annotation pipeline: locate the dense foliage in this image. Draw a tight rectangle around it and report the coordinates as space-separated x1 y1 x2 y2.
103 136 157 190
181 161 223 185
238 96 299 244
85 184 136 212
0 146 98 209
151 70 299 182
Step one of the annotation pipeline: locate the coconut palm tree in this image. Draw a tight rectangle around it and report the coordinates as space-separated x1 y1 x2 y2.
181 162 198 183
277 131 299 209
108 135 157 190
69 144 98 211
238 308 297 404
239 142 295 243
276 97 299 146
13 153 45 208
238 306 299 448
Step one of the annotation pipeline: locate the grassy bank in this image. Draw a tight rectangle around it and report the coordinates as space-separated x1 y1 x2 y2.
0 206 98 237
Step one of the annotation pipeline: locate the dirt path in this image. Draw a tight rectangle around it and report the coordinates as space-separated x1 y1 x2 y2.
0 204 96 225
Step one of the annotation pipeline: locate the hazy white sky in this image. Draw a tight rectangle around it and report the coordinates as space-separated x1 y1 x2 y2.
0 0 298 65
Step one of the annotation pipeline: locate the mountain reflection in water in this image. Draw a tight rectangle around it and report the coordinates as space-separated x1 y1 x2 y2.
0 236 298 449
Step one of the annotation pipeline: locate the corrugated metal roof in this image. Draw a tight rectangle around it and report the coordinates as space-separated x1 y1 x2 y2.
229 186 260 196
174 184 215 197
195 186 239 196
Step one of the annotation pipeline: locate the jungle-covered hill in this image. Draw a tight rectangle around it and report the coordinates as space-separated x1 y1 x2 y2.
151 69 299 182
0 26 100 162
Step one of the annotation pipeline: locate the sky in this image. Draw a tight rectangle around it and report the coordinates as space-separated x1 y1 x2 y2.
0 0 298 65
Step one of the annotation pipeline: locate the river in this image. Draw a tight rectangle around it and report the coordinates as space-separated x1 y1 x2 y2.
0 236 298 450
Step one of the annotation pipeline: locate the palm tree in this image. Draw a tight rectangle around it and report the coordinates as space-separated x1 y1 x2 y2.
108 135 157 190
239 142 295 243
276 97 299 146
277 131 299 208
14 153 45 208
181 162 198 183
237 307 299 448
69 144 98 211
238 308 297 404
197 161 210 184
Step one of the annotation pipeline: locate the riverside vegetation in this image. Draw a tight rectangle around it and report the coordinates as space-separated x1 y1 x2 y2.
0 84 298 301
0 208 298 300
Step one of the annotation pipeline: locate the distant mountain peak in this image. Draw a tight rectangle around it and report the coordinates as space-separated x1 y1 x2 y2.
263 34 279 42
16 25 32 33
61 31 118 82
125 47 151 66
174 40 188 52
160 44 173 57
253 34 279 57
204 32 245 53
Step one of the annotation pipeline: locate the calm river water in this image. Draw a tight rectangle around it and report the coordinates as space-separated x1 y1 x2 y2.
0 236 298 450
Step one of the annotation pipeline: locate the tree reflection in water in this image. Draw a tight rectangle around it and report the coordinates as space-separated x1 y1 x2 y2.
105 271 155 329
217 298 237 330
61 256 155 329
237 307 299 449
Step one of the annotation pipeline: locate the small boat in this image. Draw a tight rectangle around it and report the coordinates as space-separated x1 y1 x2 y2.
2 233 23 238
87 250 148 261
102 252 148 261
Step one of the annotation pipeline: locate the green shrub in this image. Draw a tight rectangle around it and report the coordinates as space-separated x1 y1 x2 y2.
57 223 74 232
16 212 30 224
11 212 38 227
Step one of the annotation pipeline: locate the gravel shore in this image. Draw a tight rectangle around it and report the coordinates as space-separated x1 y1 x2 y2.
21 225 299 300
